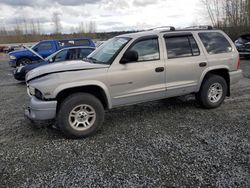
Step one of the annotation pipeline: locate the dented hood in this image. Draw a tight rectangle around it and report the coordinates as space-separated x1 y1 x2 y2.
26 60 109 82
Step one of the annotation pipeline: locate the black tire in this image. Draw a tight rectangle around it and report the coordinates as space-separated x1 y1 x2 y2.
57 93 104 138
196 74 227 109
17 58 32 67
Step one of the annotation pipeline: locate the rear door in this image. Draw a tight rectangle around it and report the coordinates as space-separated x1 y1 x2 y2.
163 33 207 96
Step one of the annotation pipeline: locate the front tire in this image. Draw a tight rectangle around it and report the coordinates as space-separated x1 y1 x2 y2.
57 93 104 138
196 74 227 109
17 58 32 67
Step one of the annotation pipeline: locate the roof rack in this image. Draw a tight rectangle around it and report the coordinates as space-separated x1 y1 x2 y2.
184 25 213 30
149 26 176 31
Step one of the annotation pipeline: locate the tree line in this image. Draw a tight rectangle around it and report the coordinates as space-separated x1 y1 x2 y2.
0 12 102 44
1 2 250 44
203 0 250 39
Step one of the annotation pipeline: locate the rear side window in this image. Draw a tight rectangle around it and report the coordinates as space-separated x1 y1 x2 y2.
58 39 90 47
165 35 200 59
78 48 94 59
198 32 232 54
37 42 53 50
74 39 90 46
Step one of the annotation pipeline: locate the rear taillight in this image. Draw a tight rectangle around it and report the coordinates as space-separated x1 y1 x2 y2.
237 56 241 70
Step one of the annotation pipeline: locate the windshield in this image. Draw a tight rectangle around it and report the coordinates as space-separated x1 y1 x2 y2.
31 42 39 49
86 37 131 64
45 50 60 61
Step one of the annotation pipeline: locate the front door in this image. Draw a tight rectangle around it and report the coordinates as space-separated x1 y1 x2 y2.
108 36 166 107
35 41 55 58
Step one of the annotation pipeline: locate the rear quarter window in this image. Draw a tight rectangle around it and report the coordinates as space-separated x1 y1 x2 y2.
198 32 232 55
58 39 90 47
74 39 90 46
36 42 53 50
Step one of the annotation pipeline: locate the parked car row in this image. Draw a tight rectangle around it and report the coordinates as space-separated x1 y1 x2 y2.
0 46 6 52
8 38 95 67
0 45 23 53
13 46 95 81
234 33 250 58
20 26 242 138
7 38 96 81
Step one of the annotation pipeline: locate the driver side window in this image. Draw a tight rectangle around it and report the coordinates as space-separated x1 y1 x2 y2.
54 49 68 62
129 38 160 62
54 49 79 62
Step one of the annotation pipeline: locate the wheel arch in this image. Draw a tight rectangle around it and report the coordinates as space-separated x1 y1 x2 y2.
55 83 111 110
198 67 230 96
16 57 32 66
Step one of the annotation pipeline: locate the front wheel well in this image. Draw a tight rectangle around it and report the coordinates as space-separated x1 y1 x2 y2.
16 57 32 66
202 69 230 96
56 85 109 110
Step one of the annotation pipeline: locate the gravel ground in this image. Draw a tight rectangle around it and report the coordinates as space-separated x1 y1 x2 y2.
0 53 250 187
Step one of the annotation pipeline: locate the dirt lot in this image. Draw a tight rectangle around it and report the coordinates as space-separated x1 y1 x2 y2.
0 53 250 187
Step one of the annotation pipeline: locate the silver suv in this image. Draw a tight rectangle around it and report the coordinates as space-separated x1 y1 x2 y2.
25 26 242 138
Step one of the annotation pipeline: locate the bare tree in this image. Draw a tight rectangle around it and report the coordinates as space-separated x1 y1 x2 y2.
79 21 96 34
203 0 250 27
52 12 62 34
0 25 7 36
13 20 23 36
78 21 86 33
36 19 42 35
246 0 250 25
202 0 224 27
22 18 29 35
89 21 96 33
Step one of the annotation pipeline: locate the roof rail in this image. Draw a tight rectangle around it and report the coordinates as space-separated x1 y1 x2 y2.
149 26 176 31
184 25 213 30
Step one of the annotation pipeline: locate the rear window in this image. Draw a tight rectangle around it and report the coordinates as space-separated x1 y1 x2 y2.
241 35 250 41
239 35 250 43
58 39 90 47
198 32 232 54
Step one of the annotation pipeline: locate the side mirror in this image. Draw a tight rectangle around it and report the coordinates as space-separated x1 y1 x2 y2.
120 50 138 64
48 58 53 63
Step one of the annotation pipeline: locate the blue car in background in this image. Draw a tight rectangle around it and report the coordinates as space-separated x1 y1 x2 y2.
13 46 95 81
8 38 95 67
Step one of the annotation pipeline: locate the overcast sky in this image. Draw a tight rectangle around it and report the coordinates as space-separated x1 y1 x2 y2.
0 0 209 33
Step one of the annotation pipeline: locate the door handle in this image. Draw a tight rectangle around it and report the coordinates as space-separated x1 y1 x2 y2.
199 62 207 67
155 67 165 72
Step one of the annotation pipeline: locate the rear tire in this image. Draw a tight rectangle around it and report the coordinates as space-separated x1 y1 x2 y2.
196 74 227 109
57 93 104 138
